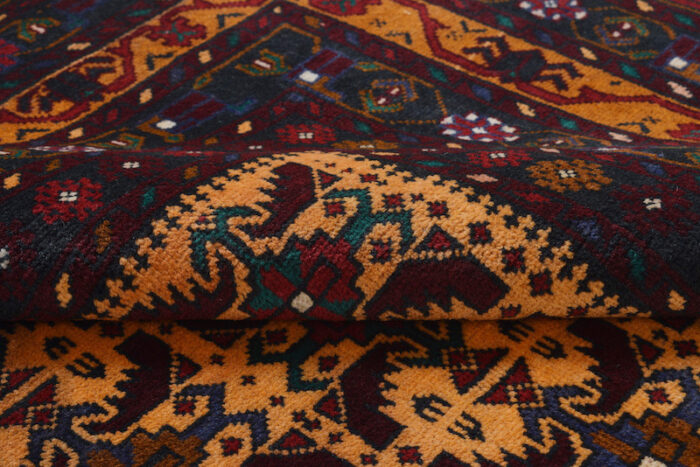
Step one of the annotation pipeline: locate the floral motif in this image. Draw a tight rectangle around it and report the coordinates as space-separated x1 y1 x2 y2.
527 159 612 193
255 233 363 318
518 0 587 21
440 113 519 143
614 185 700 236
472 151 532 168
33 178 103 223
277 124 336 144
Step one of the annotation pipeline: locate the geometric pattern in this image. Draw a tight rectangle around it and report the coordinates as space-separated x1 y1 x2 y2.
0 317 698 466
0 0 698 147
0 148 698 319
0 0 700 465
0 0 698 322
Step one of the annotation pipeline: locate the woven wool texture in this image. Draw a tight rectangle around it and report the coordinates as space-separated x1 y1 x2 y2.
0 318 699 466
0 0 699 465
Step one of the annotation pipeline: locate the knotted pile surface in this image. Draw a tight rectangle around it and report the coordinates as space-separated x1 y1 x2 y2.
0 0 699 465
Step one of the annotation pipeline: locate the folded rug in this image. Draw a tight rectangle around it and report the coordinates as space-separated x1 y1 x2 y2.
0 0 699 466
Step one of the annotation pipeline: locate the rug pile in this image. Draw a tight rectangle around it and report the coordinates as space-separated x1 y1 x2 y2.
0 0 699 465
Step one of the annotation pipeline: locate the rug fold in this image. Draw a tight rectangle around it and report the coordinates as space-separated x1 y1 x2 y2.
1 146 699 320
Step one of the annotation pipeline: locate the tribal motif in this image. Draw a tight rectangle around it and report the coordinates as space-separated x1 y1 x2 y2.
91 151 628 320
0 0 698 146
0 317 698 466
1 0 700 465
1 148 699 319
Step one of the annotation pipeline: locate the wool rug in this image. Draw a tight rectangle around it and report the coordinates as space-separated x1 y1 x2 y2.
0 318 699 466
0 0 699 465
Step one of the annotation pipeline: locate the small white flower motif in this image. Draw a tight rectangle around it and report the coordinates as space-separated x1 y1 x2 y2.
644 198 662 210
519 0 586 20
558 169 577 178
441 112 521 142
489 152 507 159
0 247 9 270
122 161 141 169
59 191 79 203
297 132 314 140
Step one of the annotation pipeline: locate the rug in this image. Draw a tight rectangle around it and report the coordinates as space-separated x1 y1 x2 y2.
0 318 699 466
0 0 699 465
1 147 699 320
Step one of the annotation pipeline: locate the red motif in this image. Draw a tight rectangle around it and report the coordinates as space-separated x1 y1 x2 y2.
277 124 336 144
472 151 532 168
441 113 519 142
668 123 700 141
0 39 19 68
33 178 103 223
614 185 700 236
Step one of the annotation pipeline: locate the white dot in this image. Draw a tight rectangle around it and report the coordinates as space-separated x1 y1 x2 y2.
299 70 320 83
156 119 177 130
669 56 689 70
291 292 313 313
